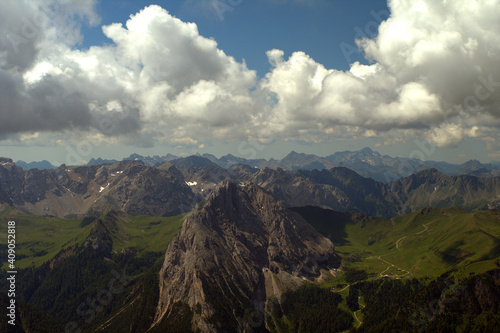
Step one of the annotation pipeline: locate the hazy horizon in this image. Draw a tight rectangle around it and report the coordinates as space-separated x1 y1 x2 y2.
6 143 499 167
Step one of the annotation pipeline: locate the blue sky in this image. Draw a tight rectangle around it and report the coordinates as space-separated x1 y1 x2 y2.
82 0 389 76
1 0 499 165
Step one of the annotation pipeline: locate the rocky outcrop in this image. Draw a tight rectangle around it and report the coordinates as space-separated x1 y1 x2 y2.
154 181 340 332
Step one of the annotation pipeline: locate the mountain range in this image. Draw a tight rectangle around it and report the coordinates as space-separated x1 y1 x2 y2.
1 157 499 220
16 147 500 182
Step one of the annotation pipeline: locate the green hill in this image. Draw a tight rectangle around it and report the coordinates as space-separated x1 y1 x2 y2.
0 207 186 269
292 206 500 280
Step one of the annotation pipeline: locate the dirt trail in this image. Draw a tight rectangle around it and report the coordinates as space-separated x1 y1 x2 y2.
354 296 366 326
396 224 429 249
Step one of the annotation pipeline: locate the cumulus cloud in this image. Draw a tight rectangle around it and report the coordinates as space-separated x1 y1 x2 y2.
358 0 500 145
261 50 442 136
1 0 500 150
0 0 44 70
0 2 258 146
258 0 500 146
0 0 102 135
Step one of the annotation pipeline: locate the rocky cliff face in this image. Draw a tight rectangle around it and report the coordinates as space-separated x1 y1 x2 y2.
154 181 340 332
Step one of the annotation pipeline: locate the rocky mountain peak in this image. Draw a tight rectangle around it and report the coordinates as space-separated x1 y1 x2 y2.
154 181 340 332
207 179 239 199
360 147 377 155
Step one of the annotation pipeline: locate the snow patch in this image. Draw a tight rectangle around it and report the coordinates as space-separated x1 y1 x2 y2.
185 181 197 186
99 183 110 193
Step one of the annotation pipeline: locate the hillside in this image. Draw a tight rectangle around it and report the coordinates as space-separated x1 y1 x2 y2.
0 207 185 270
0 208 187 332
387 169 500 214
293 206 500 280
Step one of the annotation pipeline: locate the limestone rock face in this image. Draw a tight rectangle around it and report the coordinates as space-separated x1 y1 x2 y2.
155 181 340 332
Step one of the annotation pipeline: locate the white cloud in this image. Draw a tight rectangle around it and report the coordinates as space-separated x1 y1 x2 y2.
0 3 258 146
1 0 500 150
261 50 441 136
261 0 500 146
430 123 465 148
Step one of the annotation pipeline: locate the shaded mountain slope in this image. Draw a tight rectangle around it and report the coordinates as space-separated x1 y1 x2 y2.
386 169 500 214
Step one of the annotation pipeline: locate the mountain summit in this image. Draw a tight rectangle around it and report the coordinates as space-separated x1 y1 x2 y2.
154 181 340 332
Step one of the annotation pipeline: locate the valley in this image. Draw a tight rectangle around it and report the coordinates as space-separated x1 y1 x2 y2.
294 207 500 281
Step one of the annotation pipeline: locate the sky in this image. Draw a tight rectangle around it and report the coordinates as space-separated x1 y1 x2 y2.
1 0 500 166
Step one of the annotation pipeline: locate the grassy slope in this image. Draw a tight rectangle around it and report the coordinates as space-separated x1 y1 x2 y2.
98 211 186 254
293 206 500 282
0 207 186 269
0 207 92 269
